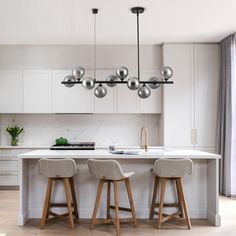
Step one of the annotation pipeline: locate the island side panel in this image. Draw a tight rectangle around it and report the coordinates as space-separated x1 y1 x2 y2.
25 158 208 221
18 158 29 225
207 158 221 226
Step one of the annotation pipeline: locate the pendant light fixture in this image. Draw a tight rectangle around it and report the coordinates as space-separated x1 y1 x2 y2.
62 7 174 98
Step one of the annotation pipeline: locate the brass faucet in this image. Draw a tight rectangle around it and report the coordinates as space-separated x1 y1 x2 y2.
140 127 148 152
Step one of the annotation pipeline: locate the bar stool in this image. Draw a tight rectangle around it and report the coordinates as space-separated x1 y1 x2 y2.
38 158 79 229
150 158 193 229
88 159 137 236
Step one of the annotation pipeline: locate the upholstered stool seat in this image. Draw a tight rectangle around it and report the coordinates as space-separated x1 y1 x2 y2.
88 159 137 236
150 158 193 229
87 159 135 180
38 158 79 229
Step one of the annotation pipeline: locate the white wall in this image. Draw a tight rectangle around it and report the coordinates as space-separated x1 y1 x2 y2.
0 114 159 147
0 45 162 70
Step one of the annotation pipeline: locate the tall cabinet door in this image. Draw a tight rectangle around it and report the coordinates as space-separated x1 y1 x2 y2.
23 70 52 113
52 70 94 113
194 44 220 149
163 44 194 147
0 71 22 113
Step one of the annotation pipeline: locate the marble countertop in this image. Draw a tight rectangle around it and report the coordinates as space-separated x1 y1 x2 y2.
18 148 221 159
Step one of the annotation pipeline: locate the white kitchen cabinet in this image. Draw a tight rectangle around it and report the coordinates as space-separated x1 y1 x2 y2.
0 148 38 187
53 70 94 113
163 43 219 150
194 44 220 148
0 71 22 113
0 156 18 186
117 70 139 113
139 71 162 113
117 86 139 113
117 70 162 113
0 69 162 114
163 44 194 147
94 70 116 113
23 70 52 113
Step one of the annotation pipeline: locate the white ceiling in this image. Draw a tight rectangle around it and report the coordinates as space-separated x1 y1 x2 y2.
0 0 235 44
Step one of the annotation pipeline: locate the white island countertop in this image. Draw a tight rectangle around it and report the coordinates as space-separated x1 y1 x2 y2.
18 148 221 159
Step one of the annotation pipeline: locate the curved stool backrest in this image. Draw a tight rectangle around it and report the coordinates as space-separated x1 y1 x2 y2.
154 158 193 178
88 159 127 180
38 158 78 178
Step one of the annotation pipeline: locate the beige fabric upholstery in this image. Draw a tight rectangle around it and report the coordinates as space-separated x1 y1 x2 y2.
88 159 134 180
154 158 193 178
38 159 78 178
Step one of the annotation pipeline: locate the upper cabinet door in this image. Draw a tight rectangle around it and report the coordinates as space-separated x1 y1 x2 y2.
23 70 52 113
139 71 162 113
116 70 162 114
194 44 220 147
117 70 139 113
163 44 194 147
53 70 94 113
0 71 22 113
94 70 116 113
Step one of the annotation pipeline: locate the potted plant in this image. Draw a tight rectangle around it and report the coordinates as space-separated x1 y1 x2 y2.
6 125 24 146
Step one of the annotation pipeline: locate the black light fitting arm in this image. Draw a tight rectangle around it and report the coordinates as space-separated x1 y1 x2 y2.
62 80 173 85
92 8 98 79
131 7 145 82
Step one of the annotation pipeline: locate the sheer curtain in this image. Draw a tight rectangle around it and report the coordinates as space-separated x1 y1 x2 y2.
217 33 236 197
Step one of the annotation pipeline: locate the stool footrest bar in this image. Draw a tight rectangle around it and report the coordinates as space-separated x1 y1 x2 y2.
50 203 74 207
154 203 180 208
110 205 132 212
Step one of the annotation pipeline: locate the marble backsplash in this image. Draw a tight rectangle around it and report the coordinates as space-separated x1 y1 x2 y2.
0 114 159 147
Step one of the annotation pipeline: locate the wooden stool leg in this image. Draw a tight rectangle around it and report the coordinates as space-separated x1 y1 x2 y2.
46 179 53 221
91 179 104 230
107 181 111 219
113 181 120 236
176 179 184 218
40 178 53 229
125 178 137 227
69 177 79 223
157 178 166 229
150 176 159 219
64 178 74 230
177 178 191 229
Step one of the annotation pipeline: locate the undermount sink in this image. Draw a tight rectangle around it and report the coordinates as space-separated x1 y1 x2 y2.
140 149 165 155
109 150 141 155
108 148 165 156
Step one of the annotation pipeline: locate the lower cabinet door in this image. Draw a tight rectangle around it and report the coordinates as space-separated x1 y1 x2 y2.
0 173 18 186
0 161 18 172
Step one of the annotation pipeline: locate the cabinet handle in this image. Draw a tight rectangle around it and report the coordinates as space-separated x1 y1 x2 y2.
194 129 197 144
191 129 195 144
0 172 18 176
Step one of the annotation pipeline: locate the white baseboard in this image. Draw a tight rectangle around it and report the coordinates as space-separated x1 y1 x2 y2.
207 209 221 226
18 210 28 226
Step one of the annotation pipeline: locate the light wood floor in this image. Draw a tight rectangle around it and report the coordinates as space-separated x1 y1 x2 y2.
0 190 236 236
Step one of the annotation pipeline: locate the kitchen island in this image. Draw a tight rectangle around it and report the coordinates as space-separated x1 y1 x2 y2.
18 148 221 226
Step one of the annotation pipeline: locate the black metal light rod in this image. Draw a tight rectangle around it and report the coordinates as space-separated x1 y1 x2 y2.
62 80 174 85
131 7 145 82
